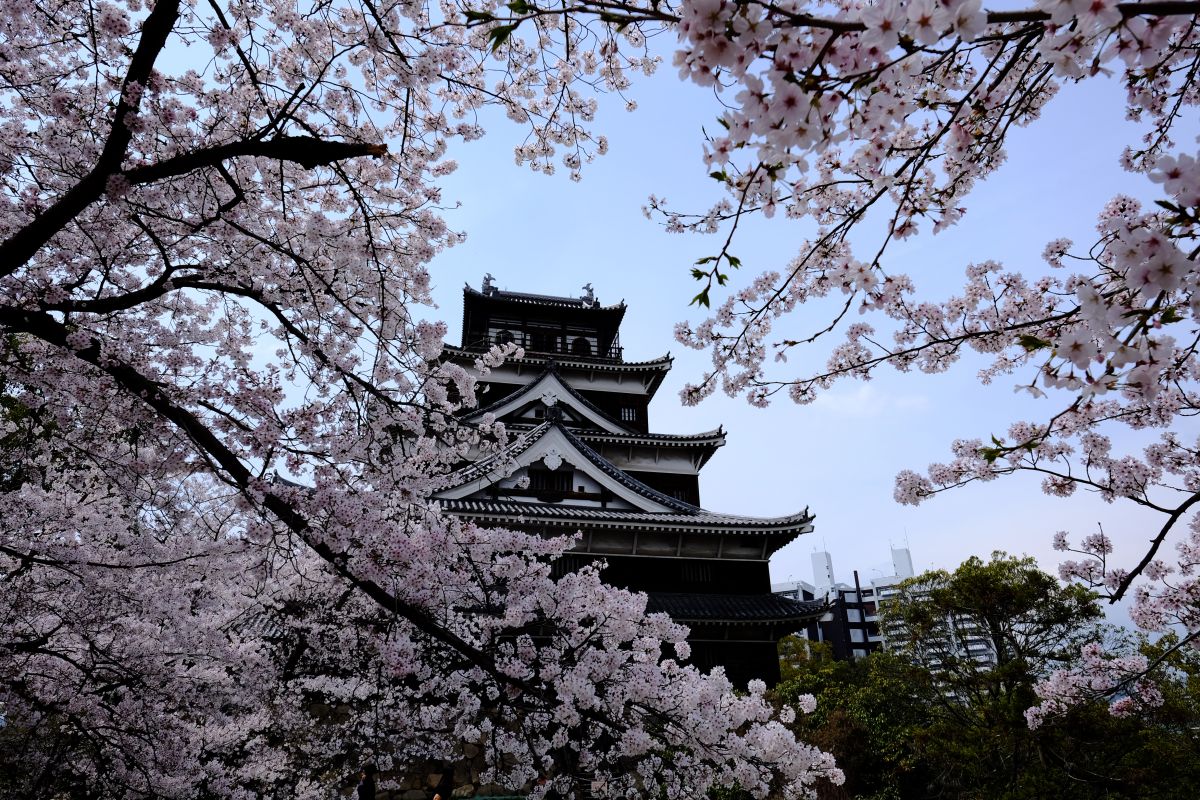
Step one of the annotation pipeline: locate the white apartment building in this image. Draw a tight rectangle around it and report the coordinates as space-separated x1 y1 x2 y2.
773 547 999 673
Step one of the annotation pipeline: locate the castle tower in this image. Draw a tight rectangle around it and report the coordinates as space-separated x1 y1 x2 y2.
435 279 821 685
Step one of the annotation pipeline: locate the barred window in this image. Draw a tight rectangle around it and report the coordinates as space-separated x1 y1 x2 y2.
528 467 572 493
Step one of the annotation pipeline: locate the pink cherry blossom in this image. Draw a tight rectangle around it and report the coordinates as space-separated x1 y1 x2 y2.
647 0 1200 725
0 0 846 796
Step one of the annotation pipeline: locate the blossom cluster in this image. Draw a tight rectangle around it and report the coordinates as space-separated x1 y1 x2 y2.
1025 642 1162 729
657 0 1200 721
0 0 848 796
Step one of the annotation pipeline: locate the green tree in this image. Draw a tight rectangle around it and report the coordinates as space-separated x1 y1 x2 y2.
886 554 1132 799
774 642 932 800
775 554 1200 799
882 552 1102 706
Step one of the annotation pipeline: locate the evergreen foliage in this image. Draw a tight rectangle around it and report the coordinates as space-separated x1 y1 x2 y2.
774 555 1200 799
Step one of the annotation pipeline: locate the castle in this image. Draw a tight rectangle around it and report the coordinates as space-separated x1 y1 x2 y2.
435 279 821 685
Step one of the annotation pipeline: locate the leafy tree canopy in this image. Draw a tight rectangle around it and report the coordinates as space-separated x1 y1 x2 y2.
776 555 1200 799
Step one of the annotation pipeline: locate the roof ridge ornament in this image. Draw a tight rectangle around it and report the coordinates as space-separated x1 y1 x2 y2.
581 282 595 306
482 273 496 295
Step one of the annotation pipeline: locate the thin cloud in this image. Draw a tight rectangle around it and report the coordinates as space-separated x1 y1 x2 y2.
811 384 930 417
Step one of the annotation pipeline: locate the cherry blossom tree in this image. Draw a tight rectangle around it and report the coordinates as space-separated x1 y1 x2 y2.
657 0 1198 718
0 1 846 797
445 0 1200 719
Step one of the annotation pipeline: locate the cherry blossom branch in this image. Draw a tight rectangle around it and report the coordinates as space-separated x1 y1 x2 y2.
1113 489 1200 599
1 310 706 770
0 306 536 691
0 542 219 573
3 131 386 281
561 0 1200 30
124 138 389 184
0 2 848 793
0 0 181 277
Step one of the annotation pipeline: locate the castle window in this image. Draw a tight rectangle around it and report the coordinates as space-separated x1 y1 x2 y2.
681 562 713 585
620 407 638 422
528 467 573 493
571 336 592 356
493 329 515 346
528 324 560 353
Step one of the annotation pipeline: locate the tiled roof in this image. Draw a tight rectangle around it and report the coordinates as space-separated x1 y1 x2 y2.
574 428 725 471
464 284 626 312
558 426 698 512
647 592 826 623
500 425 726 448
575 428 726 448
438 422 812 535
440 422 551 487
438 498 814 534
440 421 702 513
444 346 673 373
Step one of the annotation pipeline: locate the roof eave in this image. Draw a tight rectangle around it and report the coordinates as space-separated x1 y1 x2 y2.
442 346 673 374
463 285 628 316
437 503 816 538
671 615 823 626
573 429 726 449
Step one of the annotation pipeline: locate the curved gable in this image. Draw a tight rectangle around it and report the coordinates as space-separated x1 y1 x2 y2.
436 424 677 513
464 370 633 434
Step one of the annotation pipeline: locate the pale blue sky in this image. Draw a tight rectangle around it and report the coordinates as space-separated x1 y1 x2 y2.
420 48 1192 601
